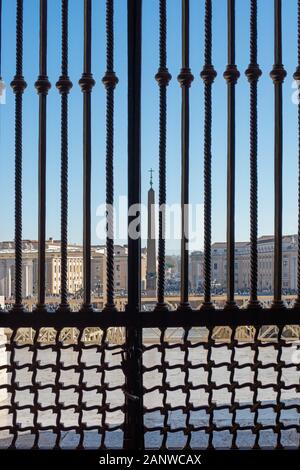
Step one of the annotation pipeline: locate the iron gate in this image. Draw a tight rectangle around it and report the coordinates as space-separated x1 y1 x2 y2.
0 0 299 451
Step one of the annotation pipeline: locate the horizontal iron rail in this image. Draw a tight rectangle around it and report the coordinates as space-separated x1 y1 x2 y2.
0 309 299 328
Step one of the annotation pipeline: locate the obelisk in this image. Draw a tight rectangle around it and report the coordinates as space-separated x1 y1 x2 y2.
146 169 157 294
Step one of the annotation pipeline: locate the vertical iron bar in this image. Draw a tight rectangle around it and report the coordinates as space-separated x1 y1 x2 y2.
124 0 143 451
177 0 194 311
102 0 118 313
34 0 51 311
223 0 240 309
245 0 262 309
11 0 27 311
200 0 216 310
155 0 171 311
79 0 95 311
56 0 72 312
0 0 2 80
270 0 286 308
294 0 300 309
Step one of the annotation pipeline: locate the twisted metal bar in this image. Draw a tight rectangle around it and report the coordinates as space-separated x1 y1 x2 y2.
102 0 118 313
34 0 51 312
177 0 194 311
11 0 27 311
155 0 171 311
223 0 240 310
56 0 72 312
294 0 300 308
245 0 262 309
79 0 95 311
200 0 216 310
270 0 286 308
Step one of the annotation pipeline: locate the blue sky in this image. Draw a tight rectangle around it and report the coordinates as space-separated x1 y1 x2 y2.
0 0 299 253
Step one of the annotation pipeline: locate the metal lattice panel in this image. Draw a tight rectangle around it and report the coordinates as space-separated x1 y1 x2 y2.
0 328 125 449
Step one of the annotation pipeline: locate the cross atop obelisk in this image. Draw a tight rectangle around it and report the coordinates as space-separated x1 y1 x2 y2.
149 168 154 189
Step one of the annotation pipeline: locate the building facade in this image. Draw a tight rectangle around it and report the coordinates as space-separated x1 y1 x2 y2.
190 235 298 293
0 250 34 298
44 248 84 296
0 240 147 299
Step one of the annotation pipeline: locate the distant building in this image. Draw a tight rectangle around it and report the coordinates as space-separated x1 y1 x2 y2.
91 247 106 295
189 235 298 293
95 245 146 293
111 245 128 292
210 241 249 291
189 251 204 290
44 247 84 296
0 249 34 298
0 239 147 299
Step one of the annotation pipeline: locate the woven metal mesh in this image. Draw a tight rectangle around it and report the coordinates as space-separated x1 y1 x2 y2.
0 324 299 449
143 326 300 449
0 327 125 449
